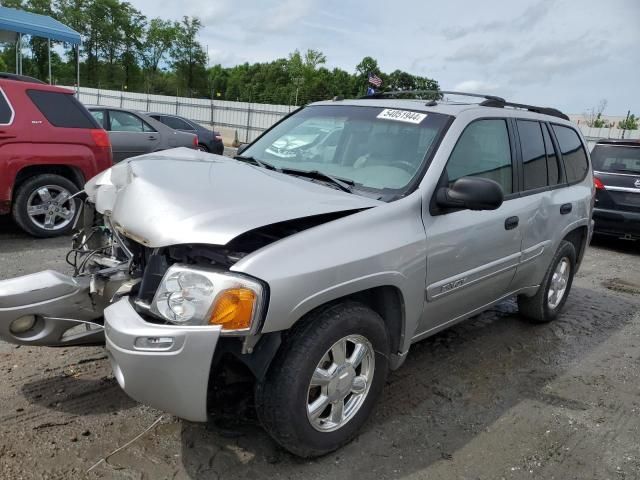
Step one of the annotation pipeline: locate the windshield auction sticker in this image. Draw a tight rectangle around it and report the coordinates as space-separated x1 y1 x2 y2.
376 109 427 124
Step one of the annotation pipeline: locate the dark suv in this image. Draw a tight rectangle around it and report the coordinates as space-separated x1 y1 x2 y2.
592 139 640 240
0 73 112 237
148 113 224 154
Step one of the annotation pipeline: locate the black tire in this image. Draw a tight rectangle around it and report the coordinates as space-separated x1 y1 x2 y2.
518 240 577 323
197 143 209 152
12 174 79 238
255 301 390 457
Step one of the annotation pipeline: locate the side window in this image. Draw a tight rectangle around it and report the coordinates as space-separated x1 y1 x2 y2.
27 90 98 128
552 125 589 183
90 110 105 129
517 120 547 191
109 111 155 133
162 116 193 130
446 119 513 194
0 89 13 124
542 124 561 185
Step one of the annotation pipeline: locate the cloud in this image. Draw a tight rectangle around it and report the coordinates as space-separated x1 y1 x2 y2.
441 0 553 40
453 80 502 94
445 42 513 64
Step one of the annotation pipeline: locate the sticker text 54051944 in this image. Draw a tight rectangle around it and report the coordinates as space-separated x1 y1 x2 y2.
376 109 427 124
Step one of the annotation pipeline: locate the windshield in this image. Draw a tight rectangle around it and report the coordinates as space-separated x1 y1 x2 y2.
242 105 450 198
591 144 640 173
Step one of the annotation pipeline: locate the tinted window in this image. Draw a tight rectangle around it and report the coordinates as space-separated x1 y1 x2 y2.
27 90 98 128
552 125 589 183
447 119 513 194
591 145 640 174
518 120 547 190
0 89 12 124
542 124 561 185
161 116 194 130
109 110 155 132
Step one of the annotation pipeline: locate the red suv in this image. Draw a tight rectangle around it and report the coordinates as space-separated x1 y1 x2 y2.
0 73 112 237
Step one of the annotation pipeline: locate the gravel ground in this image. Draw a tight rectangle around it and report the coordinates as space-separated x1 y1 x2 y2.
0 214 639 480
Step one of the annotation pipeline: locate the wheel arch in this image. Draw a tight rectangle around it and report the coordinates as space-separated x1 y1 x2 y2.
562 225 589 270
13 165 85 194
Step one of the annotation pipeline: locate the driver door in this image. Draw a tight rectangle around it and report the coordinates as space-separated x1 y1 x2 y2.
419 118 523 334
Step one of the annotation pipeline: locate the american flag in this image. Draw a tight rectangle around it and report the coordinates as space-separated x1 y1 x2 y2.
368 72 382 87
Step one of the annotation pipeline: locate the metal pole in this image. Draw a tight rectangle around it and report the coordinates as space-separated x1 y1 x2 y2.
15 36 18 74
210 89 215 128
76 44 80 98
48 39 51 84
621 110 630 139
18 33 22 75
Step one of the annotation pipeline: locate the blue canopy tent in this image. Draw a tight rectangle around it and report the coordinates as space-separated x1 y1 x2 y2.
0 6 81 87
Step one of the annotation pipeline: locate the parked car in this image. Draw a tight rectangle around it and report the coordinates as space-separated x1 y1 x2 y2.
86 106 198 162
0 73 112 237
147 113 224 155
591 139 640 240
0 92 593 457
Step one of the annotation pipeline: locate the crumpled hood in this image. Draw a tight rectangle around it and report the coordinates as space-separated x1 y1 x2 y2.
85 148 381 248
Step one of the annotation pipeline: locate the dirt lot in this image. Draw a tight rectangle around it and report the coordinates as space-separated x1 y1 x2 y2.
1 215 639 480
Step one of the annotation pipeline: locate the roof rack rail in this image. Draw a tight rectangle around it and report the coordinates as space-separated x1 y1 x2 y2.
0 72 46 84
359 89 506 102
479 98 569 121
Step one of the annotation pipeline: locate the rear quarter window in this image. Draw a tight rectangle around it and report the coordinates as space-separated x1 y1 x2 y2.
0 88 13 124
552 124 589 183
27 90 99 129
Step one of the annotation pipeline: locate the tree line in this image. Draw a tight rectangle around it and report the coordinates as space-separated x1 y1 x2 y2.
0 0 439 104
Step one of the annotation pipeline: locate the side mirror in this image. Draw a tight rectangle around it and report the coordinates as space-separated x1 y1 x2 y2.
236 143 250 155
436 177 504 211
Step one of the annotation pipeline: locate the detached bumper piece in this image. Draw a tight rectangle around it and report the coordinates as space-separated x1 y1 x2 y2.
0 270 103 346
104 298 221 422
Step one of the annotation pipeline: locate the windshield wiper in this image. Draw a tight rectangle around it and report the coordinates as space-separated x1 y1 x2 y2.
281 168 355 193
611 167 640 173
234 155 280 172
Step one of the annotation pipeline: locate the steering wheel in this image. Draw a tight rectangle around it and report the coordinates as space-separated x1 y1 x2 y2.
394 161 416 173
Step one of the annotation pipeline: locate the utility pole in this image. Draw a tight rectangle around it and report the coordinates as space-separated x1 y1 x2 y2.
621 110 630 139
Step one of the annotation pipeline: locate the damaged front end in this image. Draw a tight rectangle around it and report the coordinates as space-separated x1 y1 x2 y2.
0 202 138 346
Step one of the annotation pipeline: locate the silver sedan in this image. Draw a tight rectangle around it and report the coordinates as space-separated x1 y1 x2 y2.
87 106 198 162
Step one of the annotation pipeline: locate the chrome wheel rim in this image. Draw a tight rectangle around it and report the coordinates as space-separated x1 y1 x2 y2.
306 334 375 432
548 257 570 309
26 185 76 231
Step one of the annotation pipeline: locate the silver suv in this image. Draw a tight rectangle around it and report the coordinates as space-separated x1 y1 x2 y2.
0 92 594 457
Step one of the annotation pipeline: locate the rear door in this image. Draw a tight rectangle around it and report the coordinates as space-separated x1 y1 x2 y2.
106 110 160 162
422 118 522 333
592 143 640 212
510 120 572 290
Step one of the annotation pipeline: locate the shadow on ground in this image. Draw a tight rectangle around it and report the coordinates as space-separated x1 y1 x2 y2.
178 286 638 479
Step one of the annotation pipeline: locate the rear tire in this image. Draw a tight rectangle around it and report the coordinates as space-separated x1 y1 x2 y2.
255 301 389 457
518 240 576 323
197 144 209 152
12 174 79 238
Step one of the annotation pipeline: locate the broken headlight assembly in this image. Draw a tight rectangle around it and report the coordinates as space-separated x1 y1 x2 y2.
149 264 265 334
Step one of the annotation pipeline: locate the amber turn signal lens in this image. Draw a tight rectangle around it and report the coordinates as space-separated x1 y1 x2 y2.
209 288 256 331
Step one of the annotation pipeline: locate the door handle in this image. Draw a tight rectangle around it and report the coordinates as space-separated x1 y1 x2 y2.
147 135 157 140
504 216 519 230
560 203 572 215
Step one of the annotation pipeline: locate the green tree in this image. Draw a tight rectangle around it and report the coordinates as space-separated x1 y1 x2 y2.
618 114 638 130
171 16 208 96
140 18 177 92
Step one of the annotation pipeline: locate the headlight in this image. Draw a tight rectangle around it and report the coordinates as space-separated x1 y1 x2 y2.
150 264 265 334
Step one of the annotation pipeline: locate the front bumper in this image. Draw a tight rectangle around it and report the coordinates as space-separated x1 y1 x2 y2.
104 298 222 422
593 207 640 239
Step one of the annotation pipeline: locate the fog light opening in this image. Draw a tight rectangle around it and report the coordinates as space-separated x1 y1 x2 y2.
9 315 37 335
134 336 175 351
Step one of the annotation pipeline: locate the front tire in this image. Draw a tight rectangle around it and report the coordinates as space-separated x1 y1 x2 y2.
256 302 389 457
518 240 577 323
12 174 79 238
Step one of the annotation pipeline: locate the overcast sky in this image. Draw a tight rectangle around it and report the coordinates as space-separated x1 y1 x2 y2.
129 0 640 115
